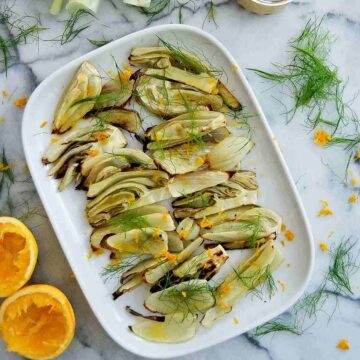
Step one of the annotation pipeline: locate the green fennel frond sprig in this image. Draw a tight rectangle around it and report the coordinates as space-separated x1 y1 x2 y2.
248 18 352 135
203 0 218 28
60 9 95 45
105 210 151 230
0 148 15 196
0 5 46 74
158 37 223 77
158 279 215 316
133 0 197 25
88 37 109 47
255 317 303 336
327 239 359 295
253 238 360 337
101 254 147 282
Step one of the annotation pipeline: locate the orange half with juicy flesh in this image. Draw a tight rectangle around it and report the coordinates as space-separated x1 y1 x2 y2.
0 217 38 297
0 284 76 360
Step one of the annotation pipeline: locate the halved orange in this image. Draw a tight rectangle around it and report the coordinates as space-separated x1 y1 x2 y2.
0 284 76 360
0 217 38 297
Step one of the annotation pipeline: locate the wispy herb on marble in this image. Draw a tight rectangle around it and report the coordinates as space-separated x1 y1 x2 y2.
249 17 360 180
252 238 360 337
0 4 46 75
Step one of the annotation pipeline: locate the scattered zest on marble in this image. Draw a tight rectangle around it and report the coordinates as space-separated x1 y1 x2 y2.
317 200 333 217
348 194 357 203
13 95 28 108
336 338 350 351
319 242 328 252
313 129 332 147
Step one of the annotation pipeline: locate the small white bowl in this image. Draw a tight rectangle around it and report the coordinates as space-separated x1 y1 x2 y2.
238 0 292 15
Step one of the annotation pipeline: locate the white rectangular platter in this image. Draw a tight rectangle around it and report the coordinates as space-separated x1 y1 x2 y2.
22 25 314 359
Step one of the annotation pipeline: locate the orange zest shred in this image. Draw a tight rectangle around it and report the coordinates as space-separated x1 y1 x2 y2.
40 121 48 128
354 150 360 161
181 290 187 298
277 280 286 292
317 200 333 217
352 176 358 186
199 217 214 229
195 157 205 166
314 129 332 147
319 242 328 252
348 194 357 204
207 249 215 259
220 283 231 295
161 213 169 221
94 132 109 142
281 223 287 232
51 138 58 144
0 117 5 123
218 300 228 309
231 64 239 72
13 95 28 109
119 68 133 83
87 86 95 97
284 229 295 241
152 227 161 239
178 230 189 240
280 240 286 247
233 316 239 324
2 90 9 97
336 338 350 351
0 164 15 172
155 250 177 263
86 149 99 157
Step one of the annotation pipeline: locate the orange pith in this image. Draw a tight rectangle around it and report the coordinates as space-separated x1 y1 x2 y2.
0 285 75 360
0 217 38 297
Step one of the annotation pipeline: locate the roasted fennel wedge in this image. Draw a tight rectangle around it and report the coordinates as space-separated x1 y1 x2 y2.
144 238 204 285
144 66 218 94
127 308 198 343
135 75 223 117
90 206 174 249
202 241 284 327
201 207 282 243
146 111 227 150
101 227 168 255
52 61 102 133
145 280 215 315
151 245 229 292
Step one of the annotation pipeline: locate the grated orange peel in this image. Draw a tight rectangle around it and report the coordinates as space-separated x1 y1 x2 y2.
0 217 38 297
0 284 75 360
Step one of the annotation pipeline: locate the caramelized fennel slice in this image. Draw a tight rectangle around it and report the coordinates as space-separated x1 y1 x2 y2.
128 310 198 343
201 241 284 327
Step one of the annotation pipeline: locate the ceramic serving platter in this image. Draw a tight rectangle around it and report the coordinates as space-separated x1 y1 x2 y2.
22 25 314 359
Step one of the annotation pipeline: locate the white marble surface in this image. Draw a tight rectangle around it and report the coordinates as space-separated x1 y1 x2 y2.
1 0 360 359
